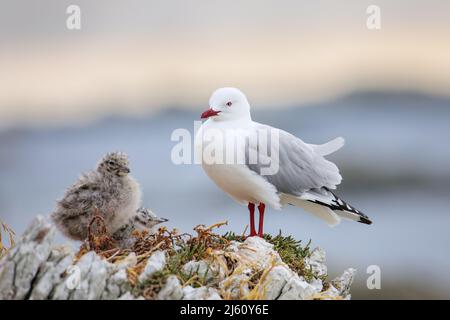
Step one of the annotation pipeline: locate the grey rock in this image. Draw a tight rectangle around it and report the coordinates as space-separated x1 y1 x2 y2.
304 247 327 277
116 252 137 268
30 246 74 300
157 275 184 300
117 292 144 300
260 265 321 300
182 259 226 284
0 215 55 300
73 252 109 299
260 265 292 299
0 215 355 300
278 275 319 300
138 250 166 283
229 237 282 270
309 278 323 292
219 268 251 299
182 285 222 300
183 260 213 282
101 268 131 300
331 268 356 299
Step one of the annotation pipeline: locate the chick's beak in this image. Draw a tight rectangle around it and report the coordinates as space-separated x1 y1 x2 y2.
201 108 221 119
118 167 130 175
155 217 168 224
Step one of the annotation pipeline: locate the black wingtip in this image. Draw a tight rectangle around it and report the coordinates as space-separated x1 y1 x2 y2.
358 216 373 225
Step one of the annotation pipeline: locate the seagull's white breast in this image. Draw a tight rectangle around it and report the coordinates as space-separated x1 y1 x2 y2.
195 119 281 209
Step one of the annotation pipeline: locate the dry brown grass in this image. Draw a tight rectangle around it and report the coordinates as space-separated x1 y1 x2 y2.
72 216 324 300
0 219 15 259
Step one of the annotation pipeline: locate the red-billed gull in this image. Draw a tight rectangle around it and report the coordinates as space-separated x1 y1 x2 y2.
195 87 372 237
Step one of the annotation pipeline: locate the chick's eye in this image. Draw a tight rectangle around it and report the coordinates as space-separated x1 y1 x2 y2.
226 101 232 107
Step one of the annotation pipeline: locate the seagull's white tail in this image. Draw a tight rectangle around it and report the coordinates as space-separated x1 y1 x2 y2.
280 193 341 226
311 137 345 156
281 188 372 226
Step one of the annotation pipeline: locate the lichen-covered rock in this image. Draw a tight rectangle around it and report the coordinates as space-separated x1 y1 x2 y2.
117 252 137 268
304 247 327 277
309 278 323 292
30 246 74 300
0 215 356 300
0 215 55 300
332 268 356 299
278 275 319 300
76 252 111 299
227 237 282 270
138 250 166 283
219 267 252 299
255 262 321 300
117 292 144 300
183 285 222 300
220 236 323 300
314 268 356 300
183 260 214 282
101 268 131 299
259 265 291 299
157 275 184 300
182 258 227 284
50 249 139 300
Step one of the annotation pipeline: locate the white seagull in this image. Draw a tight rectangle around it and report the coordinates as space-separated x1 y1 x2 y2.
195 87 372 237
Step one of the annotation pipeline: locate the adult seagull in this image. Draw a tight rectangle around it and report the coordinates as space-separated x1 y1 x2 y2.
195 87 372 237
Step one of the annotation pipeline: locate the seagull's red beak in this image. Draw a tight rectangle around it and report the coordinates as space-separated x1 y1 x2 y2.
201 108 221 119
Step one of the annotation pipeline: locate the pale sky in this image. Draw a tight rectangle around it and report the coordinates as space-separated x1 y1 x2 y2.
1 0 449 127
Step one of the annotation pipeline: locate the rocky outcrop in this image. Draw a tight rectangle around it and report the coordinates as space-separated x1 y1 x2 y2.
0 216 141 300
0 216 355 300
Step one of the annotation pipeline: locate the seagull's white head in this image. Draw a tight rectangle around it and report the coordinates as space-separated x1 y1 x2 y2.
201 87 251 121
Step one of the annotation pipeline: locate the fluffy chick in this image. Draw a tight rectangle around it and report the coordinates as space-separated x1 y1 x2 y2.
51 152 142 241
112 207 168 248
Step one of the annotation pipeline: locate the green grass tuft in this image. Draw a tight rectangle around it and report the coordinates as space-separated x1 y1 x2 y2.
132 227 327 299
263 231 316 281
223 230 318 281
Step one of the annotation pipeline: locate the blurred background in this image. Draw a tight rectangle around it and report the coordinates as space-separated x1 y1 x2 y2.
1 0 450 299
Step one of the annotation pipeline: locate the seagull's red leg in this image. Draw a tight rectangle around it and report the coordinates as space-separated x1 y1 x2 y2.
257 203 266 237
248 203 256 237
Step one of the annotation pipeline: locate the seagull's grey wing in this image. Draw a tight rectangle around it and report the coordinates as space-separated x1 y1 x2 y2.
245 124 342 196
309 136 345 156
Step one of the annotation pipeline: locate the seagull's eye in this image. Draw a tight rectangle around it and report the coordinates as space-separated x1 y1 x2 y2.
226 101 232 107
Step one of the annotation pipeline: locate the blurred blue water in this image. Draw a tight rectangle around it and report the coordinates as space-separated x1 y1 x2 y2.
1 91 449 298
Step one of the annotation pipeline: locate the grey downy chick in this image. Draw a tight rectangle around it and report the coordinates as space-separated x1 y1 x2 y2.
112 207 168 248
51 152 144 241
